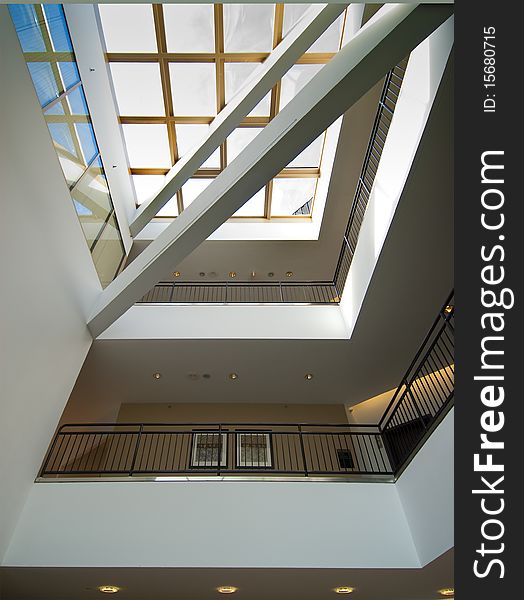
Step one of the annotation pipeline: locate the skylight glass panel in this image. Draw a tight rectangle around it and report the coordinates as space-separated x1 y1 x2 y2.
43 4 73 52
283 5 345 53
110 63 165 116
98 4 157 53
271 178 317 216
164 4 215 53
169 63 216 116
157 197 179 217
175 124 220 168
76 122 99 165
132 175 166 205
67 86 88 115
58 61 80 91
223 4 275 52
233 187 265 217
27 62 62 107
280 64 323 110
288 133 324 168
8 4 46 52
182 178 213 208
224 63 271 116
227 128 263 163
122 124 171 168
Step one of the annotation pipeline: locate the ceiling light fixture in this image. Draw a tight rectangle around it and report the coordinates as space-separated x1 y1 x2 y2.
444 305 454 314
153 372 161 379
229 373 238 380
199 272 206 277
173 271 181 277
334 586 354 594
217 586 238 594
305 373 314 380
286 271 293 277
229 271 237 278
267 272 274 277
438 589 454 597
98 586 121 594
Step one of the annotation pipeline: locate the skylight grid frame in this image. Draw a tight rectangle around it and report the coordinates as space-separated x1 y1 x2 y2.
102 3 348 220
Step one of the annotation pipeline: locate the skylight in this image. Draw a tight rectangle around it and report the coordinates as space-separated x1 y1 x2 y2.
98 3 349 220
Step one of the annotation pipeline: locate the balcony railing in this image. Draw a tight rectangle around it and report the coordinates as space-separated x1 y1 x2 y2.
138 59 408 306
39 291 454 481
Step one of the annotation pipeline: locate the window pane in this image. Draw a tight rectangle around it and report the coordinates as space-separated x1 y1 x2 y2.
280 64 323 110
44 103 86 186
181 178 213 209
58 61 80 90
233 187 265 217
164 4 215 52
288 133 324 168
283 5 345 52
110 63 165 116
169 63 216 116
132 175 166 205
224 4 274 52
71 158 113 248
8 4 46 52
91 213 125 288
76 122 99 165
27 62 62 106
98 4 157 53
157 196 179 218
67 85 89 115
224 63 270 116
122 124 171 168
43 4 73 52
227 128 262 163
271 178 317 216
175 124 220 168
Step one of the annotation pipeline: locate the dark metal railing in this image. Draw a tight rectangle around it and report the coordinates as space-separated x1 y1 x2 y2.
138 280 339 304
333 59 408 293
40 291 453 481
138 60 408 306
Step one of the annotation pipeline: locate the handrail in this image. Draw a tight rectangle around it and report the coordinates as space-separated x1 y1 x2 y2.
138 59 409 306
40 290 453 481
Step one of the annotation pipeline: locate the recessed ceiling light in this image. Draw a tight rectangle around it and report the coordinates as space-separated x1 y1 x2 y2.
229 373 238 380
98 586 120 594
217 586 238 594
444 305 453 314
153 372 161 379
267 272 274 277
286 271 293 277
229 271 237 278
305 373 314 380
438 589 454 597
199 272 206 277
334 587 354 594
173 271 181 277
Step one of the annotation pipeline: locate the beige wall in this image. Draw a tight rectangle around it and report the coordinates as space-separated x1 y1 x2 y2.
116 402 349 424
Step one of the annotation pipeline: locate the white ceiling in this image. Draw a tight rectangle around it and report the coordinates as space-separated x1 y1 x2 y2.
0 548 453 600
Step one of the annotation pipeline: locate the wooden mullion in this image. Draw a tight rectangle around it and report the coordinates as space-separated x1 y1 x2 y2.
153 4 178 166
264 181 273 219
105 52 335 64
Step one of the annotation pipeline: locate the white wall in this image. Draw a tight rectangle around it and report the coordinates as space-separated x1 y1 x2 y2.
0 8 100 561
3 481 419 569
396 408 454 566
99 304 350 340
340 17 454 334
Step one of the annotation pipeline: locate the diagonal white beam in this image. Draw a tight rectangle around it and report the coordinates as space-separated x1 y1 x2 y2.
129 2 347 236
88 3 453 337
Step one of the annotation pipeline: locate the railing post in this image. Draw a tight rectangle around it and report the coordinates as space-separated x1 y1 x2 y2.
129 424 143 476
169 281 175 303
298 425 308 477
279 281 284 303
225 280 228 303
217 424 222 476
